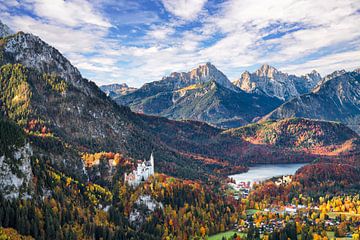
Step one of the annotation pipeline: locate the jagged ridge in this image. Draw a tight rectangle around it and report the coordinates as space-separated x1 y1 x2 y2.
114 64 283 128
233 64 321 101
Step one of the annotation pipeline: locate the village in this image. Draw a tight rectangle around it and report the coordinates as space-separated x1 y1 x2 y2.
231 205 358 239
228 175 293 199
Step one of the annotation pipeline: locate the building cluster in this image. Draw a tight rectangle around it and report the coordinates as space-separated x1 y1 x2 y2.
274 175 292 186
236 218 290 235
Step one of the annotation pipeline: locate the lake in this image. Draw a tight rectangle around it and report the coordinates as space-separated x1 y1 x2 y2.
229 163 307 187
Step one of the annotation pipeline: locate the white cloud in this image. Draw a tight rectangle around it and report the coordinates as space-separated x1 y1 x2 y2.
161 0 207 20
147 26 175 40
282 49 360 75
1 0 360 87
31 0 111 27
6 15 106 53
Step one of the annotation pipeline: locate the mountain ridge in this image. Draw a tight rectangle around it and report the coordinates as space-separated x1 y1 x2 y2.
262 70 360 134
233 64 321 101
100 83 137 97
114 64 284 128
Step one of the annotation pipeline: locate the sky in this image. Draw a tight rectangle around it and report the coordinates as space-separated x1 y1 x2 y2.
1 0 360 87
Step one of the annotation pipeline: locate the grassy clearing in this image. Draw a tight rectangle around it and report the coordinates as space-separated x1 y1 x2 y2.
246 209 260 215
326 231 352 240
208 230 246 240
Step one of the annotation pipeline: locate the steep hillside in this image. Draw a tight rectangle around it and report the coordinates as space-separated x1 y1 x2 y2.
114 64 283 128
295 162 360 186
0 116 33 198
263 71 360 134
233 64 321 101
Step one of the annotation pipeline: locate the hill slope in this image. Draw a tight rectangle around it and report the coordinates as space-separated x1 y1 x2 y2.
225 118 359 154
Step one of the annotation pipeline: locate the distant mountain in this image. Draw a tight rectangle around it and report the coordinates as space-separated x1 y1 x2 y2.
114 63 283 128
0 20 13 38
160 80 282 128
100 83 136 98
263 70 360 134
233 64 321 101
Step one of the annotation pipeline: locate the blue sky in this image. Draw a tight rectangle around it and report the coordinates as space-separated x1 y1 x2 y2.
1 0 360 87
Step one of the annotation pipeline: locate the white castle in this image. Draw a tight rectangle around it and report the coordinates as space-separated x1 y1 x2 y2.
125 152 154 187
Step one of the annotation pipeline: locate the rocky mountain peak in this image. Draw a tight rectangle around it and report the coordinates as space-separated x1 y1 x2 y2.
302 70 322 90
255 64 279 78
0 20 13 38
233 71 253 92
190 62 236 90
264 70 360 134
305 70 321 80
190 62 219 78
0 31 102 96
234 64 322 101
163 62 235 91
310 69 320 75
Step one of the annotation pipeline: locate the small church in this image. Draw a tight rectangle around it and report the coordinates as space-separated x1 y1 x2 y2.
124 152 154 187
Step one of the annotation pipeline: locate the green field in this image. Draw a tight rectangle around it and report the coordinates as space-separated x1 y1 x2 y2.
327 231 335 239
325 231 352 240
246 209 260 215
208 230 246 240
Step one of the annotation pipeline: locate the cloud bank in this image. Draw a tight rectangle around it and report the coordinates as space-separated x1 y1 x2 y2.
1 0 360 87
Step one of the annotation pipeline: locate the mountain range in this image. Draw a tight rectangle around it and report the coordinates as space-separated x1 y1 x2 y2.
1 20 359 183
111 63 284 128
1 19 360 240
104 63 360 134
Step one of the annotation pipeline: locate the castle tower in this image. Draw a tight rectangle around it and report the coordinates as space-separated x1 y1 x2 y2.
149 151 154 175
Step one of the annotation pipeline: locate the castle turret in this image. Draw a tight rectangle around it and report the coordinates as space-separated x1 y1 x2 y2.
149 151 154 175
